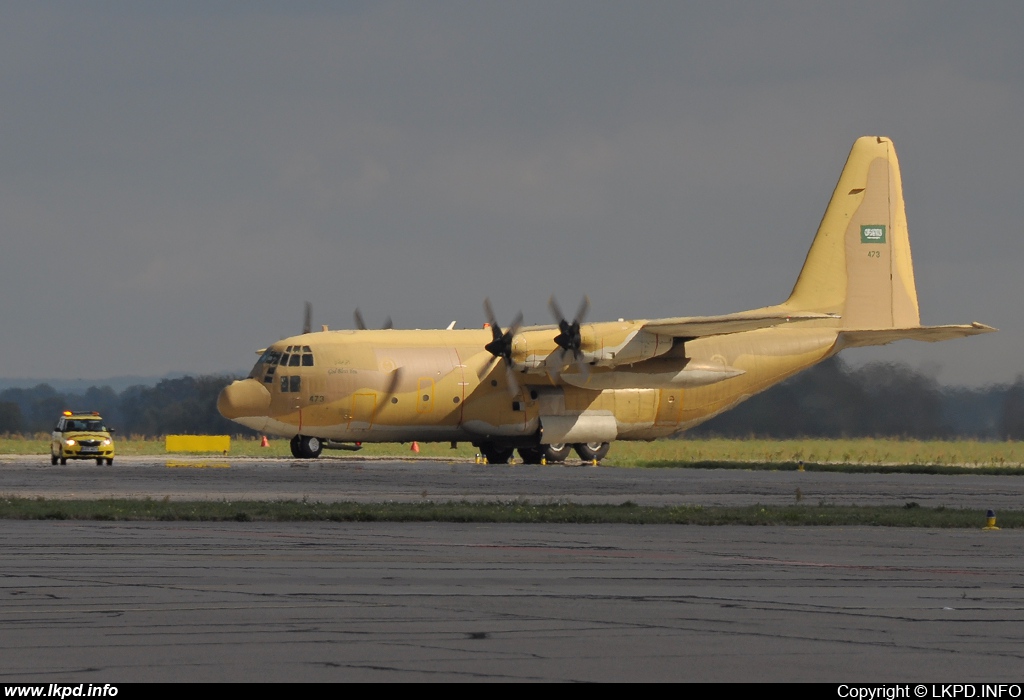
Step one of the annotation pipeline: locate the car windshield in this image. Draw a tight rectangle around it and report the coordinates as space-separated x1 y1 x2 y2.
66 419 106 432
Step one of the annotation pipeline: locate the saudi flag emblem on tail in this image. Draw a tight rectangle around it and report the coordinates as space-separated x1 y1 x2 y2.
861 225 886 244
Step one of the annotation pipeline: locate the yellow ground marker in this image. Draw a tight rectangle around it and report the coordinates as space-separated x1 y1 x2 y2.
166 435 231 453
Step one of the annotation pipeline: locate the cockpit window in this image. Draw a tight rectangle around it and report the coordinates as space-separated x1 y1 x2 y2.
280 375 302 392
253 347 313 382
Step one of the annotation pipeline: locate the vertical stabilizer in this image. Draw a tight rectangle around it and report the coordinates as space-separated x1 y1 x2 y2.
784 136 920 329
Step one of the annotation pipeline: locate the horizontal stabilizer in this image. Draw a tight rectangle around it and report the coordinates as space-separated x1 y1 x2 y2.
838 323 996 349
642 311 838 338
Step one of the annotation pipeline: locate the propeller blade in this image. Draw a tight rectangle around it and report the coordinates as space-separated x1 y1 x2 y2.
483 298 504 345
507 311 523 337
574 296 590 326
477 354 500 380
355 310 393 330
574 355 591 382
303 302 313 335
381 367 404 403
548 297 565 326
504 363 521 397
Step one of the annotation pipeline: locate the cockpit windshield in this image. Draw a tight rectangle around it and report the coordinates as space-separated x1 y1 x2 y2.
252 346 314 383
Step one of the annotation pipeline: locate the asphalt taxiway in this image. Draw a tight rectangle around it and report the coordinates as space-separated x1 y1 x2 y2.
1 454 1023 509
2 521 1024 682
2 455 1023 682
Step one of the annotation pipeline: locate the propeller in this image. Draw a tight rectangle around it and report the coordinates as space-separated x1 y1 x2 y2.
481 298 523 396
380 366 405 407
303 302 313 335
354 309 394 330
548 295 591 379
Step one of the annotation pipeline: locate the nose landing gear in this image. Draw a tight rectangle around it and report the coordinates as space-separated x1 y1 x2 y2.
290 434 324 459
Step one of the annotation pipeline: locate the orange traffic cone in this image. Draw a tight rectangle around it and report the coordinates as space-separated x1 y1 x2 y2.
411 441 420 453
260 435 269 447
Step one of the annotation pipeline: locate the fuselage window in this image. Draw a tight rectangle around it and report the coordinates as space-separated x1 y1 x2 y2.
290 376 301 392
280 375 289 392
302 353 314 366
289 354 301 367
280 354 291 366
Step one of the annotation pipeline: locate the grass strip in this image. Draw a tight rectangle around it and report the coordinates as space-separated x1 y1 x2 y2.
1 497 1020 527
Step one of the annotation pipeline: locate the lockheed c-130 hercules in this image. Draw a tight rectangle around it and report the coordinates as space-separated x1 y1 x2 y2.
218 137 994 464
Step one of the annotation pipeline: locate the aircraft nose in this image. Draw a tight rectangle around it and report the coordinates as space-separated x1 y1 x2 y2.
217 378 271 421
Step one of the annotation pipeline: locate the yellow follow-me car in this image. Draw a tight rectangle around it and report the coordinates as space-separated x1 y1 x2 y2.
51 410 115 465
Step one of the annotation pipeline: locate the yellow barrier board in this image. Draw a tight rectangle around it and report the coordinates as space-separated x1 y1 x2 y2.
165 435 231 453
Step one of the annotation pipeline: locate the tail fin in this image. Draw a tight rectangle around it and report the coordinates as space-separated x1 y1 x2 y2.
784 136 920 330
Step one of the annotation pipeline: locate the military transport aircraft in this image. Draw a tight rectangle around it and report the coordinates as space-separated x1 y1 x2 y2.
218 136 994 464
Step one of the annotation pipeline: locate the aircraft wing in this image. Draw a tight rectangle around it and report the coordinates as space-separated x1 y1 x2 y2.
837 323 997 349
640 311 838 338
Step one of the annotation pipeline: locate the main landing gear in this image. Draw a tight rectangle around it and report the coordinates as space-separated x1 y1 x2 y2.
290 434 324 459
479 444 515 465
574 442 610 462
478 441 610 465
517 443 573 465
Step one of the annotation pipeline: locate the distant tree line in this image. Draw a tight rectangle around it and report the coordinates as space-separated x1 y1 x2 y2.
692 357 1019 440
1 361 1023 439
0 375 254 438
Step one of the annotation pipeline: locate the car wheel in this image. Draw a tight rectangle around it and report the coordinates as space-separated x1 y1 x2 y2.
106 459 113 465
574 442 610 462
50 453 58 465
60 456 67 465
96 458 103 466
298 435 323 459
542 443 572 463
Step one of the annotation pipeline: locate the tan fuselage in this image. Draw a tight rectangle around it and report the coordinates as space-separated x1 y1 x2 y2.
221 320 842 445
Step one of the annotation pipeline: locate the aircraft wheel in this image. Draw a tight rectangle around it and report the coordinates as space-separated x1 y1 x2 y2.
574 442 610 462
542 443 572 463
517 447 542 465
298 435 323 459
289 435 303 458
480 444 514 465
50 453 58 465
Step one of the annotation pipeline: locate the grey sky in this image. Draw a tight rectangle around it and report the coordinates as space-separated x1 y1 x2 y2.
1 2 1020 385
